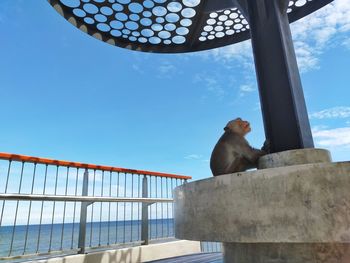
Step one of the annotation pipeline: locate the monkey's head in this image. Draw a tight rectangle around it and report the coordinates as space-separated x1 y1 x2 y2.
224 118 251 136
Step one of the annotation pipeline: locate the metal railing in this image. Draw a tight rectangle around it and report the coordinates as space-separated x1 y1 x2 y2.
201 242 222 253
0 153 191 261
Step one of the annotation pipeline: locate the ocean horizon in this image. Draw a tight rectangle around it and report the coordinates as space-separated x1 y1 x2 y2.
0 219 174 258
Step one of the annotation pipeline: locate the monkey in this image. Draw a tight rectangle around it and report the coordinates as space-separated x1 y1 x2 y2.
210 118 269 176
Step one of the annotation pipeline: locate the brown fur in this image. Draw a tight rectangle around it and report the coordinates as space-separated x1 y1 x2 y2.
210 118 268 176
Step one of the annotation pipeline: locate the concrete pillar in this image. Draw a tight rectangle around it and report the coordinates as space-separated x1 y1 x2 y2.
174 149 350 263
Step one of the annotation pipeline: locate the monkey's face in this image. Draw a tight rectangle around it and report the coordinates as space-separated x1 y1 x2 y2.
225 118 251 136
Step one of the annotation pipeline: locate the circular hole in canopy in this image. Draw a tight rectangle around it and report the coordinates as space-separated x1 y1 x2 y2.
143 0 154 8
83 3 99 14
143 11 152 17
180 18 192 26
141 29 154 37
224 20 233 26
112 3 123 11
129 14 140 21
204 25 213 31
166 13 180 23
115 12 128 21
110 20 123 29
159 31 171 39
215 32 225 38
60 0 80 8
226 29 234 35
233 24 243 30
95 14 107 22
218 15 228 21
207 18 216 25
122 28 131 34
164 39 171 44
172 35 186 44
153 6 167 16
167 2 182 12
84 17 95 24
165 23 176 31
199 36 206 41
208 35 214 40
214 25 223 31
73 8 86 17
295 0 307 7
138 37 147 43
229 13 238 19
156 17 165 23
110 29 122 37
140 18 152 26
181 8 196 18
97 23 111 32
151 23 163 31
125 21 139 30
149 36 161 44
129 3 143 13
182 0 200 7
117 0 131 4
100 6 113 16
176 27 189 35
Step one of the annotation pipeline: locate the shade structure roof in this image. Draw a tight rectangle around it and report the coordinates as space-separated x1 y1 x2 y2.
49 0 332 53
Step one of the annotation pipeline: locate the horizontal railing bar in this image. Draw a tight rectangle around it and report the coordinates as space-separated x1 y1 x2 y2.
0 152 191 180
86 240 143 251
0 194 173 203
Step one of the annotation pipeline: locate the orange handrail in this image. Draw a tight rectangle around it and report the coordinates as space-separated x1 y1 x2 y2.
0 152 191 180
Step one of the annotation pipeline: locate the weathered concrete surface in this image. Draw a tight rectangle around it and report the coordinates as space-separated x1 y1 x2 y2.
258 148 331 169
223 243 350 263
174 161 350 243
28 240 201 263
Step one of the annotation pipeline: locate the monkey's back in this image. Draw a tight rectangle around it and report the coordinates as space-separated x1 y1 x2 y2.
210 132 249 176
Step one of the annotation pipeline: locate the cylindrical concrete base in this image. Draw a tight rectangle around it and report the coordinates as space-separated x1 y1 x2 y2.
175 149 350 263
258 148 331 169
223 243 350 263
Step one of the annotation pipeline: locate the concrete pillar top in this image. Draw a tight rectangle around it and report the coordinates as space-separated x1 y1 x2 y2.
258 148 331 169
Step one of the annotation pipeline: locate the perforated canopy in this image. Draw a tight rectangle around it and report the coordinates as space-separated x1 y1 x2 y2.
48 0 334 153
48 0 331 53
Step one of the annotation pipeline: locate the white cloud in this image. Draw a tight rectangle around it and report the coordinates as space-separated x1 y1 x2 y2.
309 106 350 119
198 0 350 73
193 73 225 97
239 84 255 96
343 38 350 49
290 0 350 72
158 61 176 75
313 127 350 148
184 154 203 160
204 40 254 70
132 64 144 74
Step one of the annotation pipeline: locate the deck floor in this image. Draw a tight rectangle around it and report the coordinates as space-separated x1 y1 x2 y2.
146 252 223 263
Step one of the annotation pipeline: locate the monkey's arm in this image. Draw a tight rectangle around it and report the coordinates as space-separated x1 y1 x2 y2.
240 142 266 166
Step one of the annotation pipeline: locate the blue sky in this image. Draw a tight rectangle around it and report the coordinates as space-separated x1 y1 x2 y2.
1 0 350 182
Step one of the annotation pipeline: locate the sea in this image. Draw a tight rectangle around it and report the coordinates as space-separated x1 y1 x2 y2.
0 219 174 259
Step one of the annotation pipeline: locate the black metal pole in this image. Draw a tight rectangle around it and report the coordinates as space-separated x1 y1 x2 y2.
236 0 314 152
